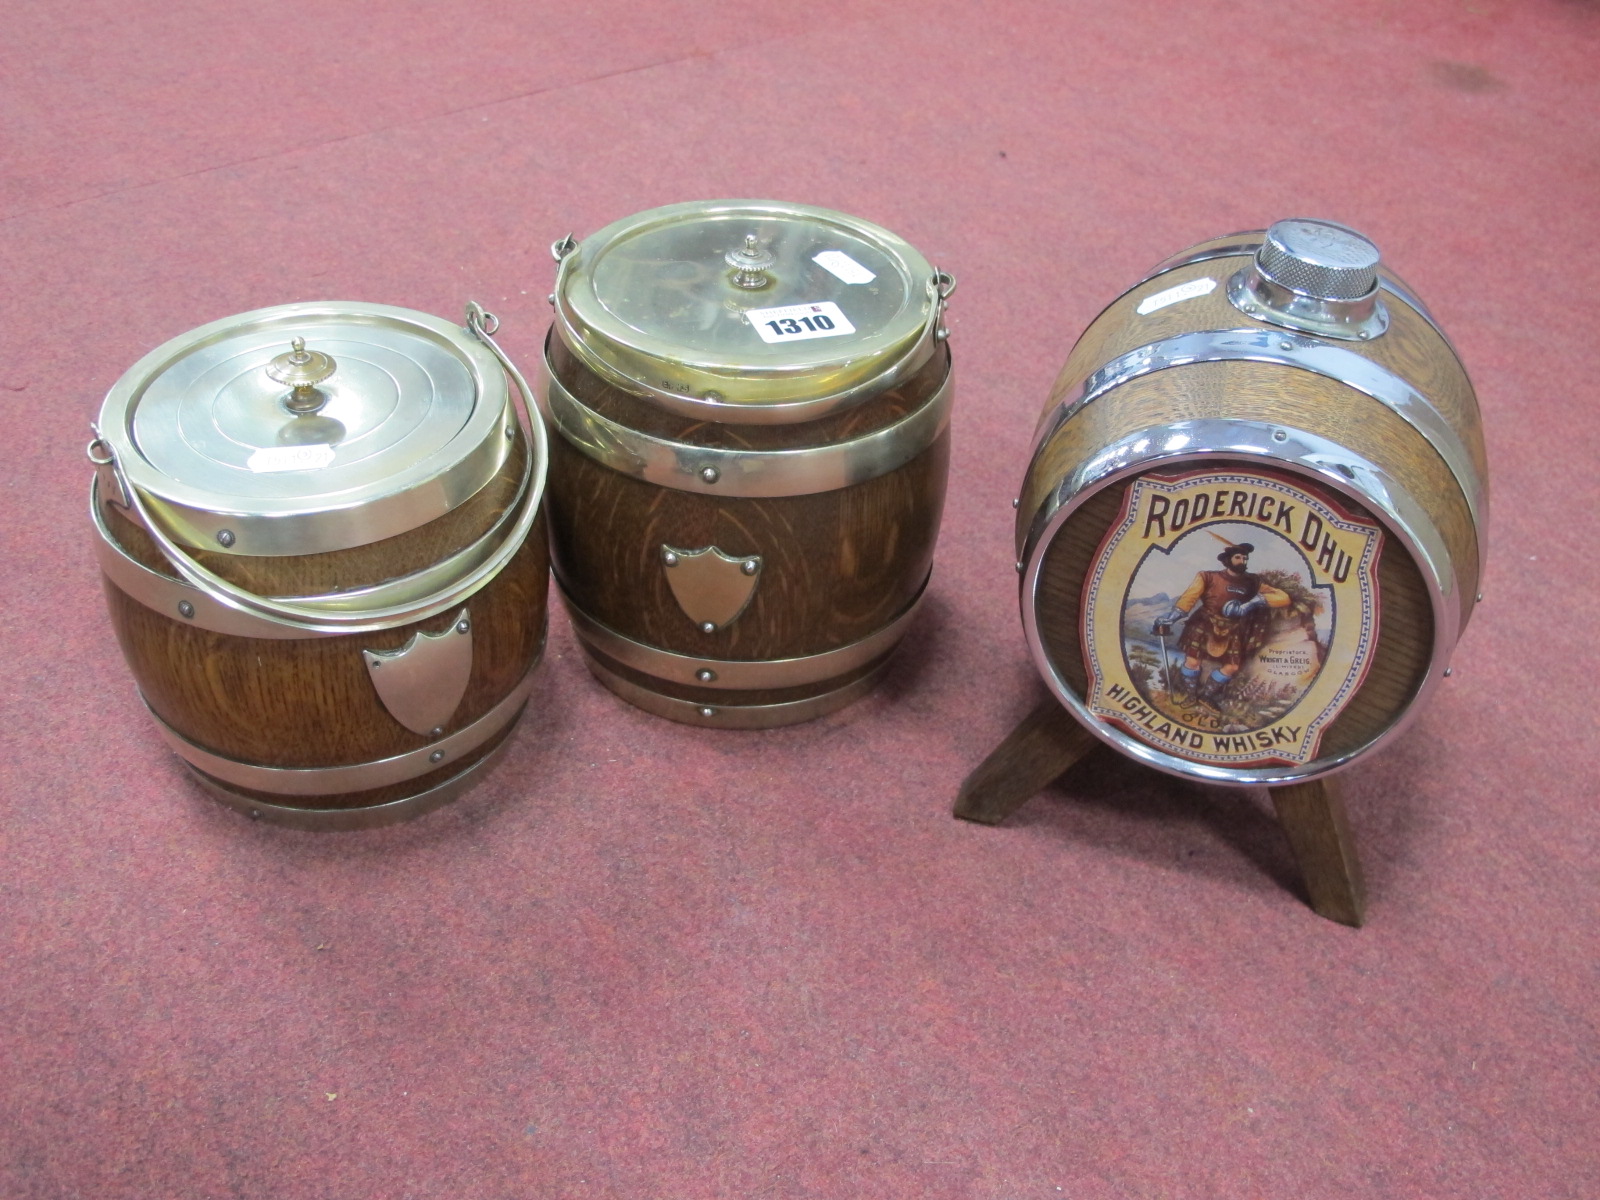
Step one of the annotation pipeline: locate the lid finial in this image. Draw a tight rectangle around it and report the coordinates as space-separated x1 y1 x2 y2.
725 233 776 290
266 336 338 413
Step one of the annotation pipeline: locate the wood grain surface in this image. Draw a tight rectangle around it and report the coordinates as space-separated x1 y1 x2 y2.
547 350 951 668
101 476 549 807
1269 776 1368 927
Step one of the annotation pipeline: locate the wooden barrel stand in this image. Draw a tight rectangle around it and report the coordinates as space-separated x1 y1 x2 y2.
953 697 1366 926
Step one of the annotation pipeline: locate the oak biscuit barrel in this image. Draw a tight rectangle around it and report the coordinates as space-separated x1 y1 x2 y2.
540 200 954 727
1016 220 1487 786
90 301 549 829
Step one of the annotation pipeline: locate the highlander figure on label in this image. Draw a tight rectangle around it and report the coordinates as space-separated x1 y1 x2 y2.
1081 469 1384 769
1162 540 1291 704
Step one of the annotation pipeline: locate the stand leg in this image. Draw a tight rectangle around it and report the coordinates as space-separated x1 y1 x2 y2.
1269 776 1367 927
954 698 1100 825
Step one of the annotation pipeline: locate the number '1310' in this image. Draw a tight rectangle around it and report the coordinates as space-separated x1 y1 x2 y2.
766 314 835 336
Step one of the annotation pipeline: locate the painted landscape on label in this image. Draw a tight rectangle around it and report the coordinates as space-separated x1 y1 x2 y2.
1121 521 1333 737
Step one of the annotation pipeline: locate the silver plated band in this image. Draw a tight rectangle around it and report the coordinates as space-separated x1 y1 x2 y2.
561 574 928 689
187 735 515 831
1131 233 1452 349
93 482 331 639
92 475 526 639
1023 328 1486 572
86 306 548 637
580 648 891 729
539 347 953 498
146 653 542 795
1017 418 1458 788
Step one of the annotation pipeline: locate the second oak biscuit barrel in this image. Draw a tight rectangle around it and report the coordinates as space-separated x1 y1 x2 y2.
541 200 954 727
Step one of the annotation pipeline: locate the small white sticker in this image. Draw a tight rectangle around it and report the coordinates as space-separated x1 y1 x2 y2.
747 301 856 344
248 444 336 473
812 250 876 285
1136 276 1217 315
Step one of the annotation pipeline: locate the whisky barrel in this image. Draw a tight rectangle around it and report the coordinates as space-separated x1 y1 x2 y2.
541 200 954 727
1016 220 1487 785
90 301 549 829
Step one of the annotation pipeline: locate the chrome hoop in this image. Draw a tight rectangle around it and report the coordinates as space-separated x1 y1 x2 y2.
540 342 953 498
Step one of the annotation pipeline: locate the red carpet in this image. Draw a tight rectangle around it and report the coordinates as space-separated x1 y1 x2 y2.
3 1 1597 1196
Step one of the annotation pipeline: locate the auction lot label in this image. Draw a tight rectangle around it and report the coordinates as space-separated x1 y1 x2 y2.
1080 468 1384 768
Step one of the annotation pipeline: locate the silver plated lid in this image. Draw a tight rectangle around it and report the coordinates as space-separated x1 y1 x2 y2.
552 199 950 423
96 301 512 555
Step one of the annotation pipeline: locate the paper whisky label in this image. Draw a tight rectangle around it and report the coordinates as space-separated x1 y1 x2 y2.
1080 468 1384 768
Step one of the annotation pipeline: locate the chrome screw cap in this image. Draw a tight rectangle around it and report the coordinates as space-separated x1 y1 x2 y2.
1256 219 1381 302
